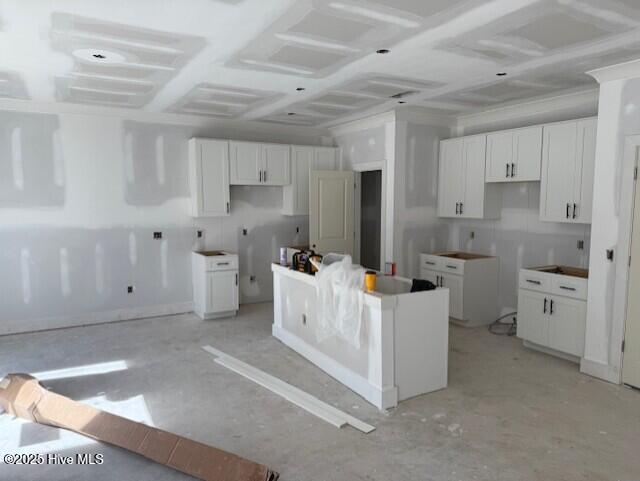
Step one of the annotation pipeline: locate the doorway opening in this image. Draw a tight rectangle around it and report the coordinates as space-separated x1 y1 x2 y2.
359 170 382 271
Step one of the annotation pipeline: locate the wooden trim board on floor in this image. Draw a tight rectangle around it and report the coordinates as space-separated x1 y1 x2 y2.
202 346 375 434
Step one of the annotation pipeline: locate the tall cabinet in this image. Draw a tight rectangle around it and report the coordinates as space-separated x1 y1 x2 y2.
539 118 596 224
438 135 501 219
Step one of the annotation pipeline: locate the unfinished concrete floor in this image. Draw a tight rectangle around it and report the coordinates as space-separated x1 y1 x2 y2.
0 302 638 481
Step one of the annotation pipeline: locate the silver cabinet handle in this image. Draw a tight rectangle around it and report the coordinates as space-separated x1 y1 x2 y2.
226 202 230 213
543 297 547 314
511 163 515 177
526 279 541 285
455 202 460 215
566 203 570 219
425 261 436 265
217 262 230 266
559 285 576 291
263 170 267 182
440 276 444 287
459 203 463 215
550 299 554 315
506 163 510 178
446 264 458 269
235 273 238 286
573 203 577 219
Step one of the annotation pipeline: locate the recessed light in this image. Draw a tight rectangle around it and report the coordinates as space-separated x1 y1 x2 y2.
398 101 406 104
496 72 507 76
376 49 390 54
296 87 306 91
72 48 126 64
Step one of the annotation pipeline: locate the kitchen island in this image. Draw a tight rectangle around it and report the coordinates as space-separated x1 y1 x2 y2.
271 263 449 410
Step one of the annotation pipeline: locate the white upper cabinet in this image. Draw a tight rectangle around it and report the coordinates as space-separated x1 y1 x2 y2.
486 126 542 182
262 143 290 185
438 136 500 219
188 139 230 217
283 146 338 216
229 141 291 186
540 118 596 224
229 141 262 185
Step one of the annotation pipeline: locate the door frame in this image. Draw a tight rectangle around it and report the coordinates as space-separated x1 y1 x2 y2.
353 161 386 271
620 137 640 384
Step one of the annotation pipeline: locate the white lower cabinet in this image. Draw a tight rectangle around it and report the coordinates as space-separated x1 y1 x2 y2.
420 252 498 326
517 267 587 360
192 251 239 319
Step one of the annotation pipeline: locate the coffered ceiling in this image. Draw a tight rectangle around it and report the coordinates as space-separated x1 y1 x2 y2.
1 0 639 126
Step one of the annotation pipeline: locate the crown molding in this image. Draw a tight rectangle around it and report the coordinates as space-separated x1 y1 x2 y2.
587 58 640 84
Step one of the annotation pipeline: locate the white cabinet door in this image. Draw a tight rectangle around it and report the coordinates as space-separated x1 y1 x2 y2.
461 135 487 219
229 141 262 185
437 139 464 217
540 122 578 222
420 267 439 286
573 118 597 224
313 147 338 170
206 271 239 313
284 146 313 215
440 272 464 320
188 139 230 217
517 289 549 346
513 126 542 181
263 143 290 185
486 131 513 182
548 296 586 357
309 170 355 256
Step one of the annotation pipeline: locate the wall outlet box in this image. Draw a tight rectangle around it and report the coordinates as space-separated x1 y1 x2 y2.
197 230 203 238
127 286 134 294
153 232 162 239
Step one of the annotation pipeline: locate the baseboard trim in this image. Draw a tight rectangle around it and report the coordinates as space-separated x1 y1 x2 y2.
580 357 621 384
1 302 194 336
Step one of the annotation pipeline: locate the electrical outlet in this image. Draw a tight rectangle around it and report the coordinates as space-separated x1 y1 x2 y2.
607 249 614 261
577 240 584 250
242 228 248 236
197 230 203 238
127 286 134 294
153 232 162 239
250 275 256 282
296 226 300 233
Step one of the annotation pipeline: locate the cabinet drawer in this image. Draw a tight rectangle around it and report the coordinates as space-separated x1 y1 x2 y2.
519 270 551 293
420 254 442 271
550 277 588 300
441 258 464 275
206 257 238 271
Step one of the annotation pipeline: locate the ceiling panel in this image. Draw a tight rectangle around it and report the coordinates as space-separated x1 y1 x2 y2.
169 83 282 118
50 12 205 108
362 0 470 19
288 10 375 43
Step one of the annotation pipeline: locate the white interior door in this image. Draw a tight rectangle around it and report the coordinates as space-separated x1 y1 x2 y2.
309 170 355 256
623 169 640 388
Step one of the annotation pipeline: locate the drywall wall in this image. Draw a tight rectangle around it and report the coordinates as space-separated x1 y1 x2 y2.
0 106 325 335
447 183 591 314
581 68 640 384
394 121 450 278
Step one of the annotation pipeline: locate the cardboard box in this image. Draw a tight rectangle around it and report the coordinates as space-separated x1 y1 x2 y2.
0 374 278 481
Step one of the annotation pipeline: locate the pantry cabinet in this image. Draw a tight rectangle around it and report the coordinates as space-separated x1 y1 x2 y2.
188 138 230 217
485 126 542 182
283 145 338 215
539 118 596 224
437 136 501 219
229 141 290 186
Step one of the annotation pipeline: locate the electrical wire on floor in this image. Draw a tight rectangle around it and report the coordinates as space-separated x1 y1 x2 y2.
488 311 517 336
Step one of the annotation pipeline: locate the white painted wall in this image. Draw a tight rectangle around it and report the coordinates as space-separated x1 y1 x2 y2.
0 103 328 334
582 73 640 383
